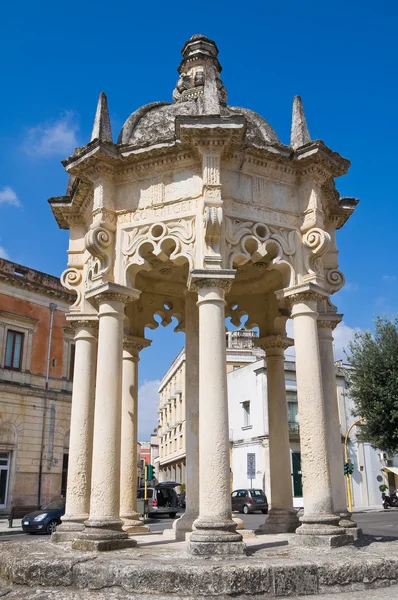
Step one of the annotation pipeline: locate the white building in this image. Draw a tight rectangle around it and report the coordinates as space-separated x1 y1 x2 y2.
229 358 397 509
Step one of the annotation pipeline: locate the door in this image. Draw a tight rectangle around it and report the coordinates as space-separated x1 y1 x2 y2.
292 452 303 497
0 452 10 510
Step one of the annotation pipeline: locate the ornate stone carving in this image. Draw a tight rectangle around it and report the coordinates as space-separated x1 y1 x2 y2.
317 319 340 330
60 268 83 312
325 268 345 293
123 335 151 354
123 219 195 285
225 217 296 285
302 227 331 276
85 226 114 286
204 205 222 259
257 335 293 353
188 269 235 293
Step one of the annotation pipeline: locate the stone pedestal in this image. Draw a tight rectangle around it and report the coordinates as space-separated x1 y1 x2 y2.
188 271 245 557
120 336 151 534
288 290 349 546
257 335 299 534
174 292 199 541
52 321 97 543
73 283 139 551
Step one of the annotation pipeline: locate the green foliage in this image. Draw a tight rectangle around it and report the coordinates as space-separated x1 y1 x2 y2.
379 484 388 492
346 317 398 454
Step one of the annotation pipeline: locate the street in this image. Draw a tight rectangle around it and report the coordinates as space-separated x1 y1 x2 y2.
2 509 398 542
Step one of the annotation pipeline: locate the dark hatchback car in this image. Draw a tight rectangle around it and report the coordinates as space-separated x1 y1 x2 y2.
231 489 268 514
21 498 65 534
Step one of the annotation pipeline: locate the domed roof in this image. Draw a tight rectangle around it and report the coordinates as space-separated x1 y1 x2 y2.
118 35 280 149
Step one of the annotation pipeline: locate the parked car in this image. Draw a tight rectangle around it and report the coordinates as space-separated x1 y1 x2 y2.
231 489 268 514
21 498 65 534
137 484 178 518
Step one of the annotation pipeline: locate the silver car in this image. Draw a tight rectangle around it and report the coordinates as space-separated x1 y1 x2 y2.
137 485 178 518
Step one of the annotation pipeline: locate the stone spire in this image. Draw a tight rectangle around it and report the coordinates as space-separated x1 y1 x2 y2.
290 95 311 149
172 34 227 113
91 92 112 142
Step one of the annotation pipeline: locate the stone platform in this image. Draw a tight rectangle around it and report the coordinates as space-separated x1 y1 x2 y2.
0 533 397 598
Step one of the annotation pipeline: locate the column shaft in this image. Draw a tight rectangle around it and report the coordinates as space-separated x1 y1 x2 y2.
290 295 349 546
174 293 199 540
53 323 97 542
258 336 299 533
73 291 137 551
120 337 150 533
189 273 245 556
318 321 358 531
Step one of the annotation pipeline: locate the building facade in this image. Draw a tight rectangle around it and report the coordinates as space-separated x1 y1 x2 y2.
0 258 74 511
157 330 264 484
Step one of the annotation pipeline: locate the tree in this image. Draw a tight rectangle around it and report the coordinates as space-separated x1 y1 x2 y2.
346 317 398 454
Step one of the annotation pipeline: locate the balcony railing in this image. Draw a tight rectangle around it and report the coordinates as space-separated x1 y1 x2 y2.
288 422 300 435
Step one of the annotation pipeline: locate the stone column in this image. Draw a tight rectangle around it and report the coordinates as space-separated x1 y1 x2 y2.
317 316 358 533
257 335 299 534
174 292 199 541
52 320 97 543
287 289 352 547
73 283 139 552
120 335 151 534
188 270 245 556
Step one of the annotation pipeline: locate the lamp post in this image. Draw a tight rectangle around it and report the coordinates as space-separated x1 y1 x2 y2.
344 417 366 512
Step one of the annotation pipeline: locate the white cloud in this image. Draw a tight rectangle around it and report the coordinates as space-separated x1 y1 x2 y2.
138 379 160 441
0 186 20 207
23 111 79 158
284 319 359 362
0 246 9 259
382 275 397 281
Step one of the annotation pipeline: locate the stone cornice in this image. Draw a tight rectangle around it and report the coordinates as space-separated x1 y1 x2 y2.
0 258 74 303
0 380 72 401
294 141 350 181
0 310 38 327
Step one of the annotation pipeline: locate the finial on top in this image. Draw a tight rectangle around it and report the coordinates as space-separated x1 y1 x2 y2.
91 92 112 143
172 34 227 113
290 95 311 149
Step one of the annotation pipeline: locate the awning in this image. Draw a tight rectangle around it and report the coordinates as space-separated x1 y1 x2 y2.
384 467 398 476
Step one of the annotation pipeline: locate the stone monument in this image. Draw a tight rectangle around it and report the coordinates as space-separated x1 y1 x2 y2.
50 34 358 554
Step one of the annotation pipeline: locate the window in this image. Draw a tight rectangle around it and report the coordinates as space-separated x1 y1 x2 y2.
4 330 24 370
68 343 76 381
242 401 250 427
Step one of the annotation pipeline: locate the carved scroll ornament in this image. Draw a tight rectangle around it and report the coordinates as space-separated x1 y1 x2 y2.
85 226 114 286
60 268 83 312
302 227 331 276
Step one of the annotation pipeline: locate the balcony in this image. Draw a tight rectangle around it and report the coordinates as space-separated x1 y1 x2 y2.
288 422 300 436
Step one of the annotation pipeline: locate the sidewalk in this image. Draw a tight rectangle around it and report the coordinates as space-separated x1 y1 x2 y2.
352 505 384 513
0 518 23 536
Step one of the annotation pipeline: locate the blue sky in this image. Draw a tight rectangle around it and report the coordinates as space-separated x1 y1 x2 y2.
1 1 397 437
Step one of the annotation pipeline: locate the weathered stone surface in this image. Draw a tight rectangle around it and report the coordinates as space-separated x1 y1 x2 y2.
2 538 398 598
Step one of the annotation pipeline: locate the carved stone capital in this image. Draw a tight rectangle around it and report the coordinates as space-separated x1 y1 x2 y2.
86 282 141 309
277 283 329 309
188 269 236 292
123 335 151 357
257 335 293 356
317 314 342 331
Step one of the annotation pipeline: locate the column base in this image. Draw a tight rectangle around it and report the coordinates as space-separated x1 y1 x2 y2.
121 514 150 534
188 518 246 556
51 516 87 543
257 508 299 534
173 512 198 541
291 513 354 547
72 518 138 552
